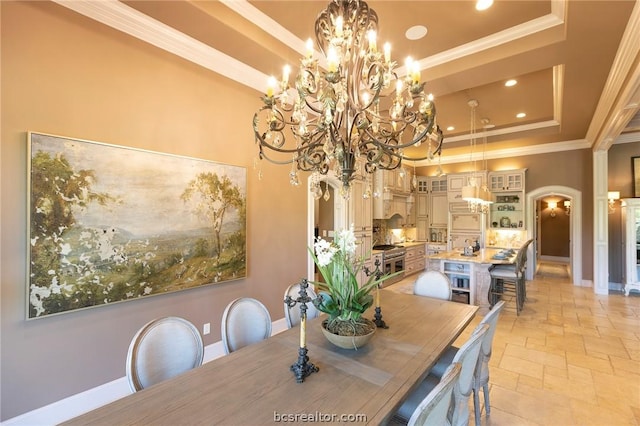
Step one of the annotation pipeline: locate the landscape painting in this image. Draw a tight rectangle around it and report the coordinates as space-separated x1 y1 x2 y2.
28 132 246 319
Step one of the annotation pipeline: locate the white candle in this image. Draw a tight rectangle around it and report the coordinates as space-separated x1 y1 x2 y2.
305 38 314 59
300 315 306 348
411 62 421 84
282 65 290 87
384 42 391 63
335 16 344 38
367 30 377 53
327 46 338 72
266 76 277 97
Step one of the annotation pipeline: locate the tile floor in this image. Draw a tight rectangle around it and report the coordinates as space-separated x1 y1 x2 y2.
385 261 640 425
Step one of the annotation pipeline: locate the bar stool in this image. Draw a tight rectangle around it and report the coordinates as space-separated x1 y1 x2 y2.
489 240 532 315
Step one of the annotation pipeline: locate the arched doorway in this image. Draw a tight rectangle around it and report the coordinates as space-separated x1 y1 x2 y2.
526 186 582 286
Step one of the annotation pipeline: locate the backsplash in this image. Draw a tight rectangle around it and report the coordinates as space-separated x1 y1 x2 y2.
373 219 417 245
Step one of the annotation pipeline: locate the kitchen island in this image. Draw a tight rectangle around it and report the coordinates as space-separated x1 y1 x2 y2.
428 248 516 313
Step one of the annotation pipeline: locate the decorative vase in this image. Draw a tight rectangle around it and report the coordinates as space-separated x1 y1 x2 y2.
321 318 376 350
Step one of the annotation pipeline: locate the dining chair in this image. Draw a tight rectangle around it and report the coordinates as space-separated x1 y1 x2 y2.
221 297 272 354
125 316 204 392
395 323 489 426
406 362 462 426
430 301 506 426
413 270 452 300
284 282 320 328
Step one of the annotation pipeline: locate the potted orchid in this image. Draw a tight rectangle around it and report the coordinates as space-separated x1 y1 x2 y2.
310 226 399 347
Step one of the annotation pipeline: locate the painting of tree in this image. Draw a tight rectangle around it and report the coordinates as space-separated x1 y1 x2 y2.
28 132 246 319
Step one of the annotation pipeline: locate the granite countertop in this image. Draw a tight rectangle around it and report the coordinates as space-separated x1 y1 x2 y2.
428 248 516 265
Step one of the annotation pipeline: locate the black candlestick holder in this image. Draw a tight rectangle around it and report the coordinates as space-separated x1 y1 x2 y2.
365 259 389 329
284 278 319 383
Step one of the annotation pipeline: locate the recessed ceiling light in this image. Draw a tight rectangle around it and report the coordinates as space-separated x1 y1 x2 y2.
446 126 455 131
505 79 517 87
476 0 494 11
405 25 428 41
516 112 526 118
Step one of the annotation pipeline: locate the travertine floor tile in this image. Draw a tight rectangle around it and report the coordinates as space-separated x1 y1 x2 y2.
386 260 640 425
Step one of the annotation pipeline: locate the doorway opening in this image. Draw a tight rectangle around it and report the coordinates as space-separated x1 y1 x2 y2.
526 186 582 286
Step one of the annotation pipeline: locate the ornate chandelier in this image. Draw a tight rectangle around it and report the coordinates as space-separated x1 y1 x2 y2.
252 0 443 198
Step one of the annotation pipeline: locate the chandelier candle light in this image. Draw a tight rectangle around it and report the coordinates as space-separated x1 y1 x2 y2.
253 0 443 198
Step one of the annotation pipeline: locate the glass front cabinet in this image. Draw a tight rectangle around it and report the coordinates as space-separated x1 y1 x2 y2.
621 198 640 296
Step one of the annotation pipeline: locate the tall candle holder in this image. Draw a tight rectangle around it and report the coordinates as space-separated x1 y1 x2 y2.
365 259 389 329
284 278 319 383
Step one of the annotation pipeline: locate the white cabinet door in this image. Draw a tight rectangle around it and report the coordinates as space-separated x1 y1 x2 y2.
450 212 482 232
430 193 448 227
350 179 372 232
488 170 525 192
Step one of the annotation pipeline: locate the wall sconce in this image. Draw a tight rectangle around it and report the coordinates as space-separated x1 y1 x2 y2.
608 191 620 214
564 200 571 216
548 201 557 218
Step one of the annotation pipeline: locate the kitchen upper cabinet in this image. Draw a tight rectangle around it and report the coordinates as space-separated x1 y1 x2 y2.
380 167 412 194
488 169 526 192
417 193 428 217
350 178 372 232
447 172 486 202
415 177 429 240
427 176 448 228
429 193 448 228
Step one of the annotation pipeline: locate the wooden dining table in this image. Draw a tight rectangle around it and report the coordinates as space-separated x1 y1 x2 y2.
62 291 477 425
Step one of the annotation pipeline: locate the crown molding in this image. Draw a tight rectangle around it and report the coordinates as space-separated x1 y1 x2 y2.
53 0 269 92
425 138 591 166
588 0 640 150
443 120 560 144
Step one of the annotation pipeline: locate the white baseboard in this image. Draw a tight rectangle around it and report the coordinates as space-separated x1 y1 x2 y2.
2 318 289 426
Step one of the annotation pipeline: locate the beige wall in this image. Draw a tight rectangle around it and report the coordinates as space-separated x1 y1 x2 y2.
1 2 309 419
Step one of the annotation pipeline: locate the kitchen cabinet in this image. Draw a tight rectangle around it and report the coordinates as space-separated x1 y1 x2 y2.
404 243 426 277
349 179 373 287
428 176 448 228
373 169 412 219
447 171 486 202
355 233 373 286
450 211 482 233
416 216 429 241
429 193 448 228
488 169 526 192
442 260 474 304
350 178 372 232
380 167 412 194
415 177 429 240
